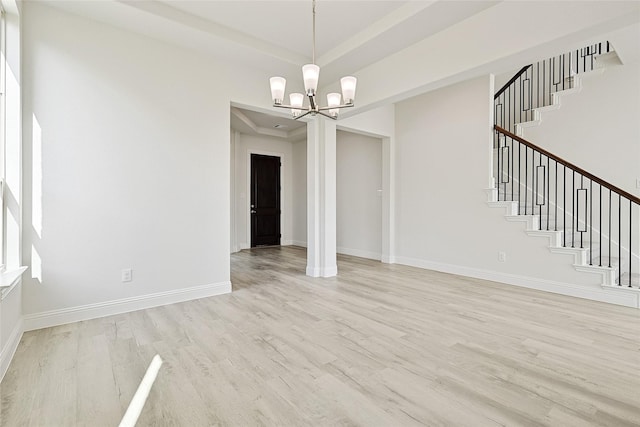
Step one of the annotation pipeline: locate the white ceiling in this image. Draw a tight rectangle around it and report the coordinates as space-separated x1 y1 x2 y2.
43 0 500 81
43 0 504 136
42 0 639 136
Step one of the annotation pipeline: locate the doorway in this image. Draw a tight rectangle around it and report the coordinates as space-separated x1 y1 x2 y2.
250 153 281 247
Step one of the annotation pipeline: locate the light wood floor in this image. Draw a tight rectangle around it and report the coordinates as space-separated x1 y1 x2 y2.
2 246 639 426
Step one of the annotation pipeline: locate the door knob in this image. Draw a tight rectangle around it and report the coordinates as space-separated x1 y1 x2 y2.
251 210 256 214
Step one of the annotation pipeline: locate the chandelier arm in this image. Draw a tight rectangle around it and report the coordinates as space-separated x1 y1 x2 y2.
293 110 315 121
316 103 355 112
272 103 297 110
316 111 337 120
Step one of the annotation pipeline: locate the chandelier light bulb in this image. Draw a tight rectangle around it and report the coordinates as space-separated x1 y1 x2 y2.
290 93 304 117
269 77 286 105
340 76 357 105
302 64 320 96
327 92 341 118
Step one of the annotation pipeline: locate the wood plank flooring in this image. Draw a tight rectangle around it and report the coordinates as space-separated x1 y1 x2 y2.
1 246 639 426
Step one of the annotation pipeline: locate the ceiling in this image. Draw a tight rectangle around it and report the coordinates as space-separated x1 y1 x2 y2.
231 107 307 142
42 0 639 138
44 0 500 83
44 0 502 137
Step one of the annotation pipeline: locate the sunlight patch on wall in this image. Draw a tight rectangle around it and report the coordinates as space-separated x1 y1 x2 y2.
5 63 20 198
32 114 42 238
31 245 42 283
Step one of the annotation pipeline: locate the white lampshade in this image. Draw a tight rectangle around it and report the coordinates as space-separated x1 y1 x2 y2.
270 76 286 104
290 93 304 117
327 92 341 118
340 76 357 104
302 64 320 95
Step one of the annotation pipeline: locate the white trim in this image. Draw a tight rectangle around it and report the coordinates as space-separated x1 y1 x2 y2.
306 266 320 277
0 315 22 382
393 256 640 309
288 240 307 248
337 246 381 261
381 255 396 264
23 281 232 332
0 266 26 300
321 265 338 277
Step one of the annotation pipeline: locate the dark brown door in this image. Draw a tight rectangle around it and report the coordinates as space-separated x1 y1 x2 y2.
250 154 281 247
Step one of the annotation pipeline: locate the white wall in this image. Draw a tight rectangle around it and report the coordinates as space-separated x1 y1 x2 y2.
232 133 294 249
336 131 382 260
393 75 637 305
291 140 307 247
20 2 255 328
523 60 640 196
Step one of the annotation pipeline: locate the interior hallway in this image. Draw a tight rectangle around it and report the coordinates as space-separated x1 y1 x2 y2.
1 246 638 425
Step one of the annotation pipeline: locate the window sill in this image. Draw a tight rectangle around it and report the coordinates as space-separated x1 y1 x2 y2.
0 266 28 300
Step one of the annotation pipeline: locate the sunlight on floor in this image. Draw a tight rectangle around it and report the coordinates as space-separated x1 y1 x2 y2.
119 354 163 427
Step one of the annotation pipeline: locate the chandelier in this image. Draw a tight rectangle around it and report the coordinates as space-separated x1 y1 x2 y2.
269 0 357 120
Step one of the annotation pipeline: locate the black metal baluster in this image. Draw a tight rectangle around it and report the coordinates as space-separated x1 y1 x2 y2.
563 166 567 247
511 136 514 200
518 141 521 214
629 201 633 287
555 161 558 231
608 189 612 268
497 129 501 199
580 176 584 249
519 75 522 124
543 59 546 106
572 171 575 248
537 61 540 109
547 156 550 230
507 87 510 134
525 147 528 215
562 53 565 90
599 184 602 266
618 194 621 286
589 179 593 265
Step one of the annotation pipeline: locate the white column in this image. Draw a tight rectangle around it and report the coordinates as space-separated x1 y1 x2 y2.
381 136 395 263
306 117 337 277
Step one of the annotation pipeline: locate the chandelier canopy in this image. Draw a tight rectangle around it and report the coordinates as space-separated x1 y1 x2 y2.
269 0 357 120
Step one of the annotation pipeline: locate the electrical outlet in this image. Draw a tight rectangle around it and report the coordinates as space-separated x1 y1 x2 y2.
498 251 507 262
121 268 133 283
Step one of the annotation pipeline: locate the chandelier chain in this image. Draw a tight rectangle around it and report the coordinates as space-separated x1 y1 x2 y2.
312 0 316 64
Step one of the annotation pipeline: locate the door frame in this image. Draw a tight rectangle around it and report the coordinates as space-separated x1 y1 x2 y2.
246 149 285 249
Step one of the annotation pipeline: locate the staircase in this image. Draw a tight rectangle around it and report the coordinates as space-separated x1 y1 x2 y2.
486 43 640 305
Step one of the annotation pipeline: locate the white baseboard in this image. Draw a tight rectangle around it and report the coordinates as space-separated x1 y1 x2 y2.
322 265 338 277
23 281 232 332
394 256 640 309
0 317 23 383
337 246 381 261
306 266 320 277
381 255 396 264
288 240 307 248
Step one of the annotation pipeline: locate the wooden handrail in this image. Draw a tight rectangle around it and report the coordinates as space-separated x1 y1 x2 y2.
494 125 640 205
494 65 532 100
